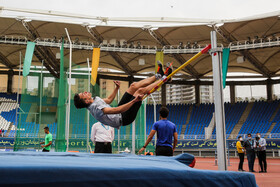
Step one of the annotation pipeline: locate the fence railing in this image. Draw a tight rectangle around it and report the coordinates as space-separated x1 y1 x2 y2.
10 133 280 140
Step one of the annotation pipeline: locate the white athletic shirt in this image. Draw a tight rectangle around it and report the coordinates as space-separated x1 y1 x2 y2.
87 96 122 128
90 122 114 143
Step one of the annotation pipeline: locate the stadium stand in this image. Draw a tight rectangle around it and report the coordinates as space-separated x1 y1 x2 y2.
1 90 280 139
185 103 214 139
238 100 280 137
0 93 18 136
270 103 280 138
271 122 280 138
213 101 248 139
146 104 161 134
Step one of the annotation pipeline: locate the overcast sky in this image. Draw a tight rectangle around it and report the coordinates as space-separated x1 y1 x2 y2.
1 0 280 20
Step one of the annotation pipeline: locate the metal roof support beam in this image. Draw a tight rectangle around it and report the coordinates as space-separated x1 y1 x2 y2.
33 49 58 77
215 26 271 77
108 52 133 75
86 27 133 76
86 26 102 43
146 29 200 79
7 70 13 93
21 20 59 78
267 78 273 102
0 51 14 70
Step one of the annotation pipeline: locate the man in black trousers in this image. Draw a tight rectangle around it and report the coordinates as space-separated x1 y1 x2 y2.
255 133 267 173
244 133 256 172
91 122 114 153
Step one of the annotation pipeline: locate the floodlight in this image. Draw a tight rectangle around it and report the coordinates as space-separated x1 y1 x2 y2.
75 37 79 44
178 42 183 49
121 40 127 48
254 36 260 43
246 37 251 44
129 42 134 48
116 40 120 47
272 34 277 41
193 42 198 49
186 41 191 49
137 42 141 49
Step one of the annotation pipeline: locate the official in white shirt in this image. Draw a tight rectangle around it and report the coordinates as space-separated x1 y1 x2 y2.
91 122 115 153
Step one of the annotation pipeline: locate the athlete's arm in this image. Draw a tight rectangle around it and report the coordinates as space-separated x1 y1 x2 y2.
102 95 142 114
173 132 178 152
41 141 52 148
103 81 120 104
138 130 156 154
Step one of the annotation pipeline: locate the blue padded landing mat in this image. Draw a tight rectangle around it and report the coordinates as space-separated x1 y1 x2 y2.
0 152 257 187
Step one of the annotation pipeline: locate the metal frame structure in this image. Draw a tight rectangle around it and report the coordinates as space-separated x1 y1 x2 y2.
65 28 72 152
210 31 227 171
2 25 277 168
1 35 280 54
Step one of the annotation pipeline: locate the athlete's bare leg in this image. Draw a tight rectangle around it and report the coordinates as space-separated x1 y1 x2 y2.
126 76 157 95
133 79 161 97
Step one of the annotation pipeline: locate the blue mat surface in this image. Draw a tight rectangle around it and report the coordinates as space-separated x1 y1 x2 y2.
0 152 257 187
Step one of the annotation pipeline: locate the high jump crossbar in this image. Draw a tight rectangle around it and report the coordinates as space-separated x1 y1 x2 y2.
142 44 211 100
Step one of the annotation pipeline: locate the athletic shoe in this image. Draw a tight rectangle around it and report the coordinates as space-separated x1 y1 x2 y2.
155 73 162 80
156 60 164 76
164 62 173 82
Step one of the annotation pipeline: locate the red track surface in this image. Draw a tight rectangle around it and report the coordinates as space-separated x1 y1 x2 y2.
195 157 280 187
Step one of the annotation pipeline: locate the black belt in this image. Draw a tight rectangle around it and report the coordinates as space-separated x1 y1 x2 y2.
96 142 111 145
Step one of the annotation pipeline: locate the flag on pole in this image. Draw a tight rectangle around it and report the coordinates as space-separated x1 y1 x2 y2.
91 48 101 86
155 51 164 73
23 41 36 77
222 48 230 89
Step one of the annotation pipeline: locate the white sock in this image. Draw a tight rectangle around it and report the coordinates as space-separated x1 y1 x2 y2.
155 73 162 80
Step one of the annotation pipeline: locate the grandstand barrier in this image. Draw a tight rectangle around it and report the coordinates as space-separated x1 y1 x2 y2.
3 133 280 140
1 137 279 151
179 133 280 140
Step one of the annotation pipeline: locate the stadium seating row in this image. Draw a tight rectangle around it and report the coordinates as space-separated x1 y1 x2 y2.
239 100 280 136
1 92 280 139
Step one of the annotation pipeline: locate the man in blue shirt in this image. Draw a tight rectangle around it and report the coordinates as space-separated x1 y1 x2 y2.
138 107 178 156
